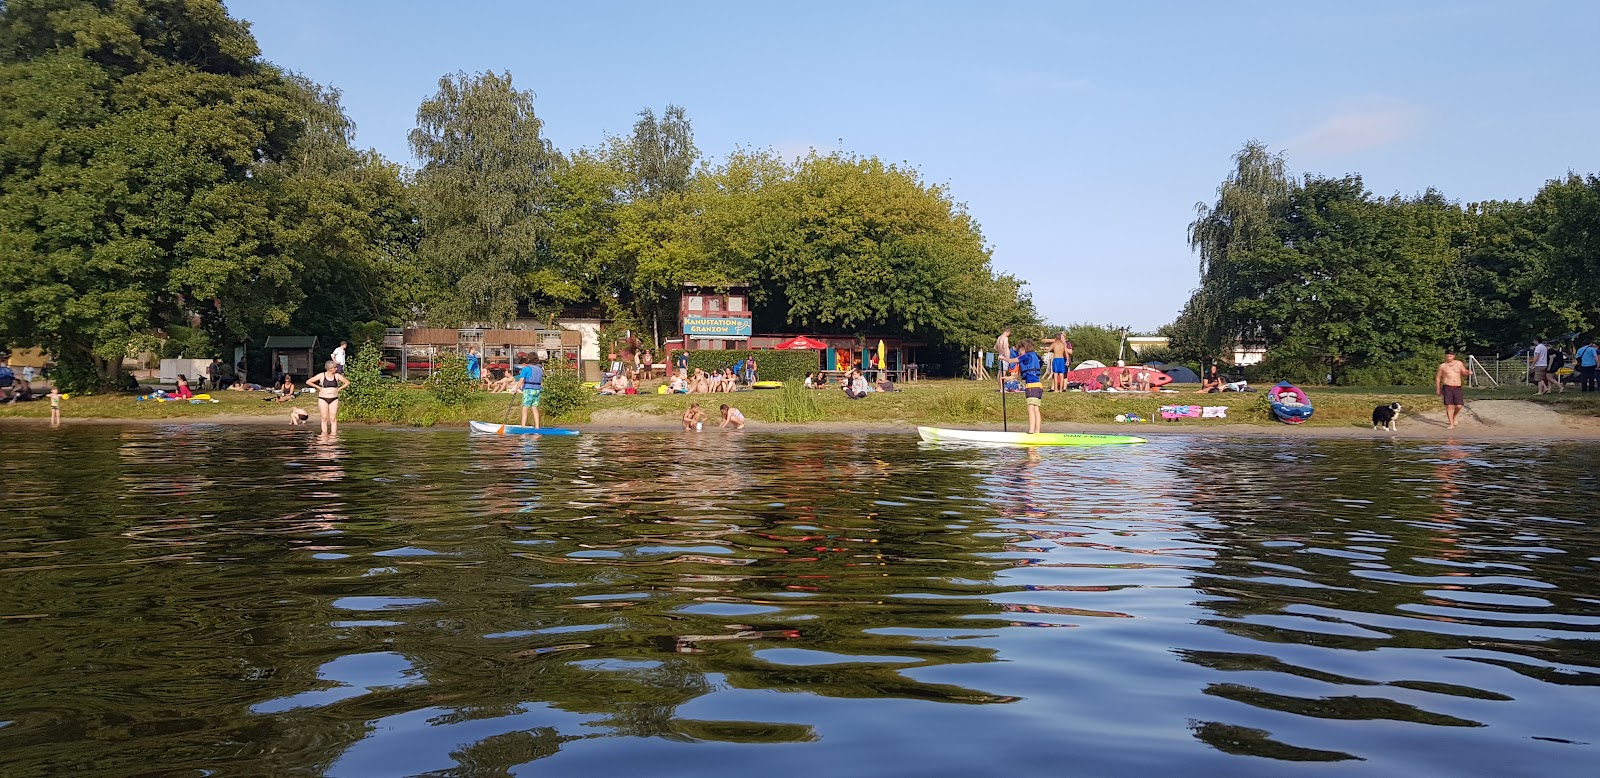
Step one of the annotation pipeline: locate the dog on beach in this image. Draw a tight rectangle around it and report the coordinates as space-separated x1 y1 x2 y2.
1371 402 1402 431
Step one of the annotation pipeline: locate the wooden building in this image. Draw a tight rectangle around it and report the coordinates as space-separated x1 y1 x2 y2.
679 283 752 351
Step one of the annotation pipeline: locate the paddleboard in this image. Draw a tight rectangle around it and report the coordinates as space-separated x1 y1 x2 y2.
469 421 580 436
917 426 1145 446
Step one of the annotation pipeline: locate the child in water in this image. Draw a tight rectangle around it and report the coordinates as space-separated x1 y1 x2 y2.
682 402 705 431
48 385 62 427
289 406 310 425
719 403 745 430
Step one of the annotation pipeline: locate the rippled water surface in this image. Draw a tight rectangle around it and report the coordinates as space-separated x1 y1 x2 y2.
2 426 1598 775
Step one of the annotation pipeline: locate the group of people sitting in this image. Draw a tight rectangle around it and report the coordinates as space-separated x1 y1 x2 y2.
803 369 895 398
1083 363 1155 392
663 367 740 394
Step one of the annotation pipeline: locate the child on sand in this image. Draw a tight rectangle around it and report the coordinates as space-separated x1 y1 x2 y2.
48 385 62 426
289 406 310 425
719 403 745 430
683 402 705 431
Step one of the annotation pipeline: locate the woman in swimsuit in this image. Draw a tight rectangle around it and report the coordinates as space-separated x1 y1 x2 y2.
308 360 350 435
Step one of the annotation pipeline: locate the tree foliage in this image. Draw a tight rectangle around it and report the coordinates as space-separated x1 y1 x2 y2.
408 70 563 326
1174 141 1600 384
0 0 413 388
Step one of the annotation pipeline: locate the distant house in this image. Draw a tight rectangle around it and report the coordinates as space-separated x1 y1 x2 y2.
264 335 319 380
1126 336 1169 356
1232 341 1267 366
679 283 753 350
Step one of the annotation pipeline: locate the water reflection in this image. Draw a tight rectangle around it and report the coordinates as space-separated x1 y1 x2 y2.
0 428 1595 774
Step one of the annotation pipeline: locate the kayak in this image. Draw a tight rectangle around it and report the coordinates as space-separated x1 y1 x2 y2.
1062 364 1171 391
917 426 1145 446
752 381 783 389
469 421 580 436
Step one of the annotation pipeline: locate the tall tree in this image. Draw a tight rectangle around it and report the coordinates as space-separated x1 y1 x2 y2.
408 70 561 326
619 104 698 201
1186 141 1292 355
1535 173 1600 333
0 0 305 388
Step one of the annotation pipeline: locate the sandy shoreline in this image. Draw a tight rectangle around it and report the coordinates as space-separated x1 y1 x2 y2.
6 400 1599 441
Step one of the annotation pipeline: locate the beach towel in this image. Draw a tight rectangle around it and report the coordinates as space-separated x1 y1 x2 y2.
1159 405 1203 420
1201 406 1228 418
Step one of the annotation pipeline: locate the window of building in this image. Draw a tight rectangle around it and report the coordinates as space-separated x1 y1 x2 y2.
687 295 703 310
727 296 743 312
708 297 722 312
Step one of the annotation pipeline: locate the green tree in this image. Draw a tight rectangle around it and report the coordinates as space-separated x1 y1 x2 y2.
0 0 305 389
1535 173 1600 334
408 70 564 326
1186 141 1292 354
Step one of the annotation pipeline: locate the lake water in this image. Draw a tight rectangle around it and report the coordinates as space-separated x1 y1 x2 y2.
1 426 1596 776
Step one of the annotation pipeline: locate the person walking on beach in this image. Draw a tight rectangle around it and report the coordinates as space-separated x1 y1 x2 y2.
1436 351 1468 430
1576 337 1598 392
308 360 350 436
332 340 348 375
517 357 544 428
1530 338 1550 394
48 384 62 427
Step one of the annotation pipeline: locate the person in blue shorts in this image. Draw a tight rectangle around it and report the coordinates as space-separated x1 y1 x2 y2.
1017 340 1044 434
518 357 544 428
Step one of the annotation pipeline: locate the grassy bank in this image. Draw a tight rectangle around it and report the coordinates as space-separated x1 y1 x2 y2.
7 379 1597 428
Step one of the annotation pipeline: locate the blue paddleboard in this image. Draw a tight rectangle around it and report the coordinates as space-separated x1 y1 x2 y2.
469 421 580 436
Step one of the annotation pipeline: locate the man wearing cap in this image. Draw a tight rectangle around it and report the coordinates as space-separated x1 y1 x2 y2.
1435 351 1468 430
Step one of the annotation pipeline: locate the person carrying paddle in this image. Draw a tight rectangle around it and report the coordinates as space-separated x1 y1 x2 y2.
1017 340 1044 434
518 357 544 428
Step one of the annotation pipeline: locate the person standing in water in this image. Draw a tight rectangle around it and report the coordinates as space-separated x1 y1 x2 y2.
309 360 350 436
48 384 62 427
1435 351 1468 430
1017 340 1044 434
518 357 544 428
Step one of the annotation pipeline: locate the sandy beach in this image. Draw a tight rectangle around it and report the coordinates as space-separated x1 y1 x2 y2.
8 399 1599 442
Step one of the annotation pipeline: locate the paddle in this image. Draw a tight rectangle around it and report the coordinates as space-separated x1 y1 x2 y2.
999 366 1008 432
496 373 520 434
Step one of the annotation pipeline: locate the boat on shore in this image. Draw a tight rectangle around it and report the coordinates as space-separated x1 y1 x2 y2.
1267 382 1313 424
917 426 1146 446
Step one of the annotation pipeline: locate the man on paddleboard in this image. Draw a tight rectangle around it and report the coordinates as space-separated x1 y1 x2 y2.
519 357 544 428
1017 340 1044 434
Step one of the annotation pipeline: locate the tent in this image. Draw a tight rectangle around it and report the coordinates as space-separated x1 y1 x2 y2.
1162 365 1200 383
1075 359 1105 370
775 335 828 350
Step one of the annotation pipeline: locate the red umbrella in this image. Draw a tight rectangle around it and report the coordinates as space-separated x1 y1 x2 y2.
774 335 828 350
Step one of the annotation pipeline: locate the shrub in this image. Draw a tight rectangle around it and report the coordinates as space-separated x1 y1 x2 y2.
341 345 407 422
51 350 104 395
765 382 822 422
677 349 823 383
928 387 996 421
538 366 586 419
426 352 476 407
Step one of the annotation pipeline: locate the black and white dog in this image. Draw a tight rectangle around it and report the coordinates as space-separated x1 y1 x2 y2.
1371 402 1402 431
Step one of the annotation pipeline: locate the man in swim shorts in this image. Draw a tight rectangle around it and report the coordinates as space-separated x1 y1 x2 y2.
1017 339 1044 434
519 357 544 428
1436 351 1468 430
1050 332 1069 392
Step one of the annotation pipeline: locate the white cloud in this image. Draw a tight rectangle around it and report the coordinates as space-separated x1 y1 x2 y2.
1286 99 1424 156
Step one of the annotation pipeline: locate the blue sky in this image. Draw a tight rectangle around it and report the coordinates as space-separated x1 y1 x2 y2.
225 0 1599 332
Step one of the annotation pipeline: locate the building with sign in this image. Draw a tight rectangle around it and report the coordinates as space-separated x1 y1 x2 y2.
679 283 752 350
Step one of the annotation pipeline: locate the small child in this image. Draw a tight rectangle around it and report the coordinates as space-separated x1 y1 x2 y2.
719 403 745 430
682 402 705 431
48 385 62 426
289 406 310 425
